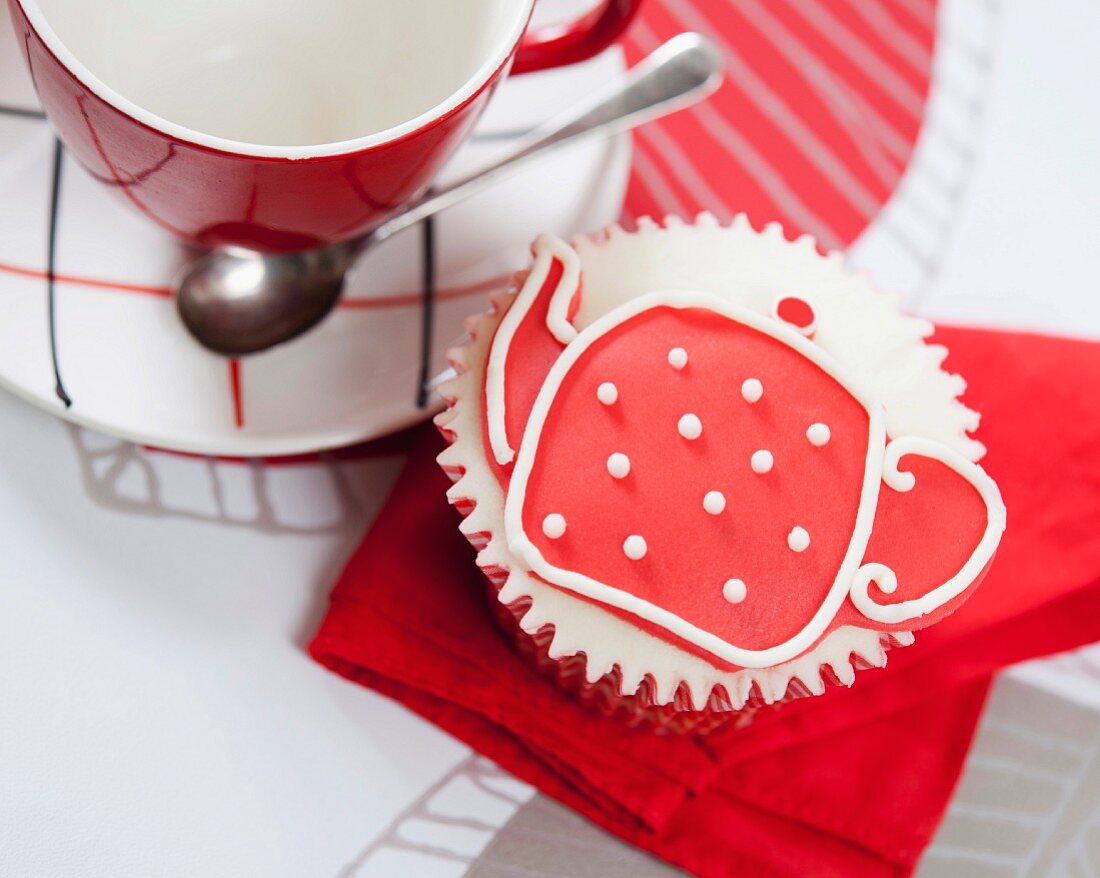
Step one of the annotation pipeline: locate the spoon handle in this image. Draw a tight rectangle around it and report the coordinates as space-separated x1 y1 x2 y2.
370 33 722 244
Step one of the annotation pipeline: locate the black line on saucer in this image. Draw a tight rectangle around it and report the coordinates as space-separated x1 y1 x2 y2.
46 138 72 408
0 103 46 121
416 215 437 409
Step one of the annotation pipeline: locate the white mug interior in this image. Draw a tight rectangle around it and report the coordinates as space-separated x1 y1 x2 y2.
18 0 535 155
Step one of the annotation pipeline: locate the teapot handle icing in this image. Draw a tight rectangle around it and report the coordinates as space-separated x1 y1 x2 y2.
850 437 1006 626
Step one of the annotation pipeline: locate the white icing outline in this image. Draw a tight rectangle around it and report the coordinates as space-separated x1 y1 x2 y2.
849 436 1006 624
485 234 581 465
501 290 889 669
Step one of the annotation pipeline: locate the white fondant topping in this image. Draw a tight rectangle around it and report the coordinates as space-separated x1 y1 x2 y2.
849 436 1006 624
596 382 618 405
542 513 567 540
807 423 831 446
722 578 747 604
504 289 889 669
788 526 810 552
677 413 703 440
443 215 982 706
703 491 726 515
668 347 688 370
485 234 581 465
751 449 774 474
741 378 764 403
606 452 631 479
623 535 648 560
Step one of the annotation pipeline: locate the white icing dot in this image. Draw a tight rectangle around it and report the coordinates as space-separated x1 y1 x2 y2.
607 452 631 479
677 413 703 440
806 423 831 446
703 491 726 515
788 526 810 552
542 514 566 539
722 578 747 604
668 347 688 370
596 382 619 405
623 535 648 560
750 449 774 474
741 378 763 403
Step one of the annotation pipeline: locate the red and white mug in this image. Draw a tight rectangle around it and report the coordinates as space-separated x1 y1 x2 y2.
8 0 642 251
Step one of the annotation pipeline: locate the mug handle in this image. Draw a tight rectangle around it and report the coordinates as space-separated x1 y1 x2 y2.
511 0 645 74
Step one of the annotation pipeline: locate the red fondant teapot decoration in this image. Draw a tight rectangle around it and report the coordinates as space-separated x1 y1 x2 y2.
483 236 1005 670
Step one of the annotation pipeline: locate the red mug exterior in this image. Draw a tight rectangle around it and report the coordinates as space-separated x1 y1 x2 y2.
7 0 642 252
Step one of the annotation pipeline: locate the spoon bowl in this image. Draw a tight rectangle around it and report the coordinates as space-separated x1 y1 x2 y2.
177 243 356 356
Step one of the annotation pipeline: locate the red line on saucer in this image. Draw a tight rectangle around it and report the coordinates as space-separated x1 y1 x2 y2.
228 359 244 429
338 274 511 310
57 274 171 297
1 261 503 307
0 260 172 296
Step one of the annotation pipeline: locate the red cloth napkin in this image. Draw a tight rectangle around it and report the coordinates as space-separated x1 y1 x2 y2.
310 325 1100 877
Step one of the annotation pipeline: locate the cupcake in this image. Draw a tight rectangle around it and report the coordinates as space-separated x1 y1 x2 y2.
436 215 1006 734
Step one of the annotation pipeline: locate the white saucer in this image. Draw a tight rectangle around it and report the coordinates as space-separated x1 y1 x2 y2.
0 14 630 456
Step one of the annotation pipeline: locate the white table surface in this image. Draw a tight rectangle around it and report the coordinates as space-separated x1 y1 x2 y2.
2 0 1099 875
